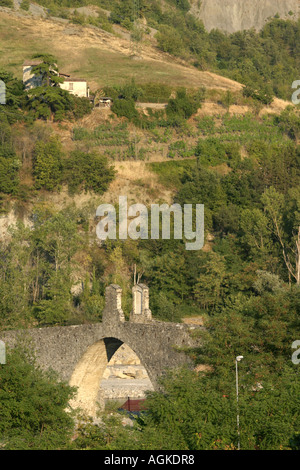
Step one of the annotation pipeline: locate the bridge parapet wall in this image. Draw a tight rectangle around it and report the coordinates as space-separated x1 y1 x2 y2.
0 320 201 382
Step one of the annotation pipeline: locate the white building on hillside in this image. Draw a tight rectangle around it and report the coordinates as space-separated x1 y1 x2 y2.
60 76 89 98
22 60 89 98
23 59 44 90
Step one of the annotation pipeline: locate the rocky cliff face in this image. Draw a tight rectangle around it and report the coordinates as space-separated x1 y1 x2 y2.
190 0 299 33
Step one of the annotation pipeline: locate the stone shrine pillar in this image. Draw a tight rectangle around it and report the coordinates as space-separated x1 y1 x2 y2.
102 284 125 324
130 283 152 323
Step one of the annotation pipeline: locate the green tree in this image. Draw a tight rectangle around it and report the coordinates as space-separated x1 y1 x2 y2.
31 54 64 87
27 86 74 121
155 25 184 56
64 150 116 194
118 79 143 102
30 207 80 325
0 223 33 328
261 187 300 284
193 252 228 310
0 344 75 449
104 245 131 316
240 207 272 260
33 136 63 190
0 206 88 328
169 0 191 12
274 108 300 142
149 290 183 322
0 70 25 123
242 83 273 105
0 149 20 194
109 0 135 28
111 97 138 121
0 69 25 109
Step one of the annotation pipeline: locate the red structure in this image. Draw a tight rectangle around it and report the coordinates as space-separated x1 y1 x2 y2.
120 397 147 412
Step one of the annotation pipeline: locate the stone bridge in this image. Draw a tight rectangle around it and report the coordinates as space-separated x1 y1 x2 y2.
0 284 203 417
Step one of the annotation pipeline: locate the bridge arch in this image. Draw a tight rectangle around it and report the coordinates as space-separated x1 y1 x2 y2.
0 284 202 418
69 336 155 416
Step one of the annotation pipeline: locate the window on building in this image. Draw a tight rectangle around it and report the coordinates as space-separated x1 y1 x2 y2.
69 82 74 91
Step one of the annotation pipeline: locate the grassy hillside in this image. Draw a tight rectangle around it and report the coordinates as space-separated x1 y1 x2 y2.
0 10 240 92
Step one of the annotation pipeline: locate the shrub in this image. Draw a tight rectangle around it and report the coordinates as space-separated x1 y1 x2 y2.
111 98 139 120
166 87 200 121
70 95 93 119
64 150 116 194
243 84 273 105
195 138 241 167
0 0 13 7
168 140 192 158
20 0 30 10
138 82 171 103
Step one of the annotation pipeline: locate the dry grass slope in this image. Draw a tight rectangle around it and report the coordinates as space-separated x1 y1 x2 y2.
0 10 242 92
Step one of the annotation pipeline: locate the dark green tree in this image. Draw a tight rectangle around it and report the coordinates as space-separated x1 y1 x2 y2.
64 150 116 194
0 344 76 449
33 136 63 190
26 86 74 121
31 54 64 87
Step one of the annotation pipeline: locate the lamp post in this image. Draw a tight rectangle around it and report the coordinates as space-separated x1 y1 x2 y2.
235 355 243 450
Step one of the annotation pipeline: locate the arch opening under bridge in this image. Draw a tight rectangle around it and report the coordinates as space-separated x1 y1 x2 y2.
69 336 154 416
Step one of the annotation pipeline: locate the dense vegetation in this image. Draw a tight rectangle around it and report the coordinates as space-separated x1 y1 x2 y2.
1 83 299 449
0 344 75 449
0 4 299 450
2 290 299 449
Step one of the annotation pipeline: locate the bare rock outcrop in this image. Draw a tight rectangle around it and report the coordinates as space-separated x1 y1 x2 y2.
190 0 299 33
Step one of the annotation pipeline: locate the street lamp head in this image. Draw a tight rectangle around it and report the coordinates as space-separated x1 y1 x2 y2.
236 355 244 362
